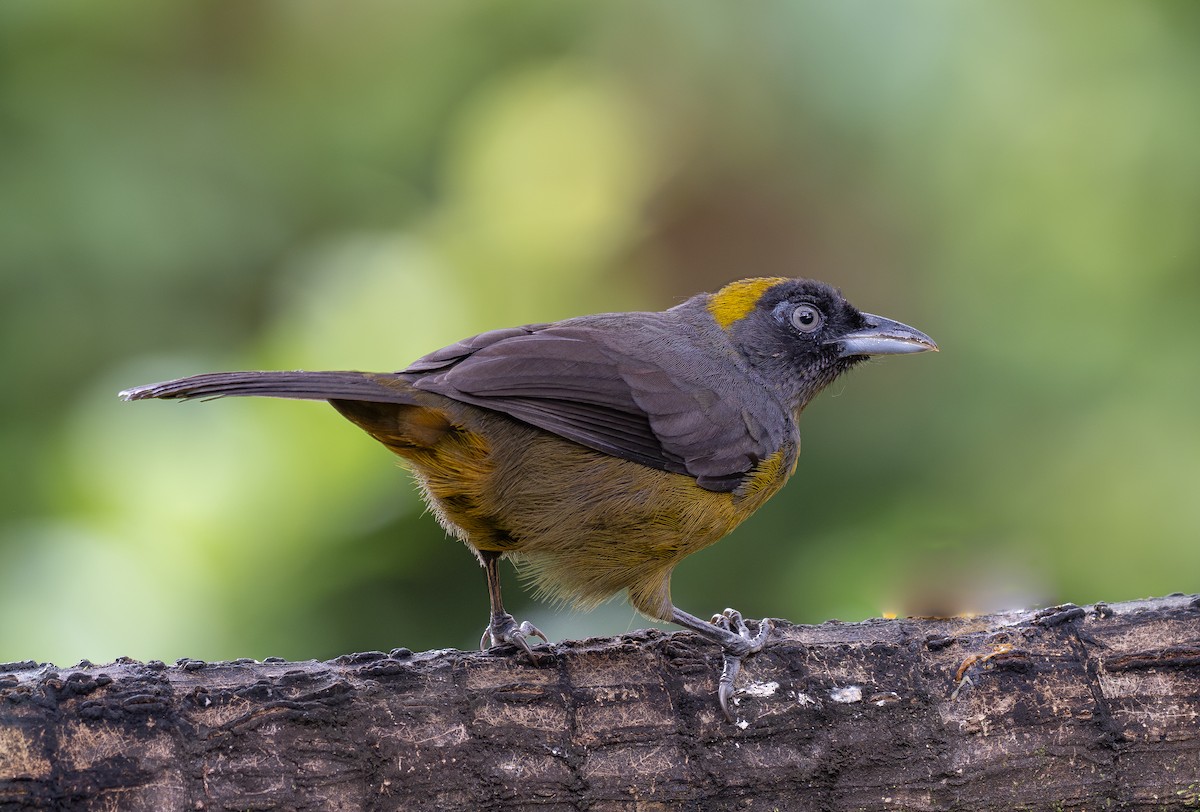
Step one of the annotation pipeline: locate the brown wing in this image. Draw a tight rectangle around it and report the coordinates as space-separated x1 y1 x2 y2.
403 314 790 492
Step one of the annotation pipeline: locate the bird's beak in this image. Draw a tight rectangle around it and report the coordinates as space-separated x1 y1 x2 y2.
828 313 938 357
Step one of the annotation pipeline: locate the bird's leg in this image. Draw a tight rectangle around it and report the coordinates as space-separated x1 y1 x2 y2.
478 550 549 662
671 606 772 721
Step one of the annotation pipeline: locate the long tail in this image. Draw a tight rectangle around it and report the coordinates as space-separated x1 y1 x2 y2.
119 370 417 405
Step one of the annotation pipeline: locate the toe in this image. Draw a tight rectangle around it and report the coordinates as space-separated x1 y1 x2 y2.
723 608 750 638
518 620 549 645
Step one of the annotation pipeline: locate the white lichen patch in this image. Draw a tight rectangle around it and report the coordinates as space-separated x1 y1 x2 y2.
829 685 863 704
739 680 779 698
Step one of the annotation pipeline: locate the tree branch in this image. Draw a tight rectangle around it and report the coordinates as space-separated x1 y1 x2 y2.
3 594 1199 811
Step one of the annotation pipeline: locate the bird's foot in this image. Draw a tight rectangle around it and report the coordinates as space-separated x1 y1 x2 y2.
669 605 773 721
711 608 772 722
480 612 550 663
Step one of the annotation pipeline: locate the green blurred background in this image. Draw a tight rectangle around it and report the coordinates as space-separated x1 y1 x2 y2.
3 1 1198 666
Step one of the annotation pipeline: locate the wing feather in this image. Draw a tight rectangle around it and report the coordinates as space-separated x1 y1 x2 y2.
403 315 789 492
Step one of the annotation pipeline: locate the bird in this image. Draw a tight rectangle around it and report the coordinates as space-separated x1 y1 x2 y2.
121 276 937 720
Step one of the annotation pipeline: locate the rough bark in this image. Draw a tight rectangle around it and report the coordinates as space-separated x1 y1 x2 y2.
1 595 1198 811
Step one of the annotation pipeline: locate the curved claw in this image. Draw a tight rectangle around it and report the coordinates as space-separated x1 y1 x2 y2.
481 613 550 663
718 654 743 723
712 610 772 721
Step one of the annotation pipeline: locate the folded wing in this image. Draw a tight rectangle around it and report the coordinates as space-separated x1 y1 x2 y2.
404 316 788 493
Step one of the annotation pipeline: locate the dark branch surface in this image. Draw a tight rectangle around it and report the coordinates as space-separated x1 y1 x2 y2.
2 595 1199 811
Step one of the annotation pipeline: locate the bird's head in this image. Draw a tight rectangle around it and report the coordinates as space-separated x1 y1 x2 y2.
707 277 938 411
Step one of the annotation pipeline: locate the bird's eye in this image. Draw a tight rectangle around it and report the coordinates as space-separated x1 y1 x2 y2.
790 304 823 334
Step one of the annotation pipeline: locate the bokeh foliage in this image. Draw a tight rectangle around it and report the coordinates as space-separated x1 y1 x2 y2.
2 1 1198 665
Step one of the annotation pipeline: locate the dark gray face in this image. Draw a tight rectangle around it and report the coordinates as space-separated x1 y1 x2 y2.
727 278 936 411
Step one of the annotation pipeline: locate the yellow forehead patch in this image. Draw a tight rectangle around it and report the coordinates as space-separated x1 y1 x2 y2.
707 277 789 330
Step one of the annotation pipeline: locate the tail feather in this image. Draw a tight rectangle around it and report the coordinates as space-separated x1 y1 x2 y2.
119 370 417 405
